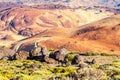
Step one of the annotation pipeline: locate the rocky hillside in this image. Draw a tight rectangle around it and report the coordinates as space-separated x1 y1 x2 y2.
14 14 120 54
0 6 119 54
73 15 120 47
0 0 120 9
0 7 112 37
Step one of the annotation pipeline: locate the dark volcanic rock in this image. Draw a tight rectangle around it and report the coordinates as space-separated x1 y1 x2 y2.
72 55 84 64
49 50 66 63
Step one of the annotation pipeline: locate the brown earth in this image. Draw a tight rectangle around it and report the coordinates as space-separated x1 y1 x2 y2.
0 7 120 54
19 15 120 54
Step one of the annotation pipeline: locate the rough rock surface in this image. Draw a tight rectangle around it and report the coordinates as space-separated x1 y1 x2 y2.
15 50 29 61
0 47 15 60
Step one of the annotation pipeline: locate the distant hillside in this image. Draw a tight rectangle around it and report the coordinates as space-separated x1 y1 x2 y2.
0 7 113 36
0 0 120 9
19 14 120 54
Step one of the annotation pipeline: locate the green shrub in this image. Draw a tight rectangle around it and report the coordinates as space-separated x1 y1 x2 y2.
100 53 116 56
77 68 107 80
98 60 120 80
81 51 100 56
65 54 74 61
49 48 55 51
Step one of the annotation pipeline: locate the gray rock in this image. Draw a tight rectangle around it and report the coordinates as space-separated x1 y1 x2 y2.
49 50 66 63
60 48 69 55
0 43 23 60
15 50 29 61
29 46 43 58
85 58 97 65
29 42 49 59
78 62 91 68
44 56 58 64
72 55 84 64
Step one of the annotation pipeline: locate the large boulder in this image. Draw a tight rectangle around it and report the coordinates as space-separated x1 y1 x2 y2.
85 58 96 65
49 50 66 63
15 50 29 61
0 47 16 60
29 46 49 59
59 48 69 55
72 55 84 64
44 56 58 64
41 46 49 56
29 46 42 58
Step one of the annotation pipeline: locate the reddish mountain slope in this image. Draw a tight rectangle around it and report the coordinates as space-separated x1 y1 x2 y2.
0 7 120 54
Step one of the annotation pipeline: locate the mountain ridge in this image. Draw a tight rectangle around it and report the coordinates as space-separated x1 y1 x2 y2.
0 0 120 9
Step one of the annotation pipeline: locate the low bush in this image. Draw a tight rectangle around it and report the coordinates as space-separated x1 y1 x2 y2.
100 53 116 56
81 51 100 56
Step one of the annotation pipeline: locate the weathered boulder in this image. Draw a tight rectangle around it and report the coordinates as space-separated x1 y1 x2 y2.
29 46 49 59
0 47 16 60
15 50 29 61
85 58 96 65
44 56 58 64
29 46 42 58
41 46 49 56
72 55 84 64
0 43 23 60
49 50 66 63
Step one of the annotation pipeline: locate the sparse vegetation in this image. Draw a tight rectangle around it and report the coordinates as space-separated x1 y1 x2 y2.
98 59 120 80
81 51 100 56
0 60 77 80
49 48 55 51
100 53 116 56
65 53 74 61
0 58 119 80
80 51 116 56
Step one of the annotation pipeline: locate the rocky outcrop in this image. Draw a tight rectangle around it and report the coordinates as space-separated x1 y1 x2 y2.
44 56 58 64
72 55 97 68
15 50 29 61
0 47 15 60
49 49 68 64
72 55 84 64
29 45 49 59
0 43 23 60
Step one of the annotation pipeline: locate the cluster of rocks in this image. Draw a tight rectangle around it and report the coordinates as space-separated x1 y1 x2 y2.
0 42 96 67
29 45 69 65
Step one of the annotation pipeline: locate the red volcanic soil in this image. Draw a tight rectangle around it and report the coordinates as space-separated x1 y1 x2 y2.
1 7 120 54
19 15 120 54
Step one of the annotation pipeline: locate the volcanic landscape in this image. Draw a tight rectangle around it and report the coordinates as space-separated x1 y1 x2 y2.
0 1 120 80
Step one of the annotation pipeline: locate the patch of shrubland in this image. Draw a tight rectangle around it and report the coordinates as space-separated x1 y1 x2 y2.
99 59 120 80
0 60 77 80
65 53 74 61
0 59 120 80
80 51 116 56
77 68 107 80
